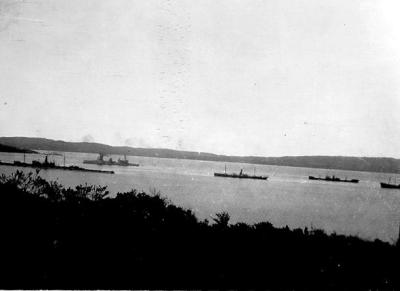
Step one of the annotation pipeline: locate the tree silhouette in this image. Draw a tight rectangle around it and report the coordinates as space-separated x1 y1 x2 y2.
213 211 230 227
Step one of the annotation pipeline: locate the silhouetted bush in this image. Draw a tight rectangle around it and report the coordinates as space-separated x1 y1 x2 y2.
0 170 399 289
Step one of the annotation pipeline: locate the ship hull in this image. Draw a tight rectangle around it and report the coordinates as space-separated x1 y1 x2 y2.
0 161 114 174
380 182 400 189
308 176 359 183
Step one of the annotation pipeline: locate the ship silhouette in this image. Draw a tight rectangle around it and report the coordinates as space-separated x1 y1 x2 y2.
83 153 139 167
308 175 359 183
214 165 268 180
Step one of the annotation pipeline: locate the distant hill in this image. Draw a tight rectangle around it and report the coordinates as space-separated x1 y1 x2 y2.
0 136 399 174
0 143 37 154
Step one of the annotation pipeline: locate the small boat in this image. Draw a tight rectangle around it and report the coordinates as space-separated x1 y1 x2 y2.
380 177 400 189
380 182 400 189
214 166 268 180
308 175 359 183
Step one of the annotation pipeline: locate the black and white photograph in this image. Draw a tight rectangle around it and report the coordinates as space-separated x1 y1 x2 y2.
0 0 400 289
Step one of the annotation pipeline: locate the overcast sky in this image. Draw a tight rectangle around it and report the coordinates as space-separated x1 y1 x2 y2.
1 0 400 157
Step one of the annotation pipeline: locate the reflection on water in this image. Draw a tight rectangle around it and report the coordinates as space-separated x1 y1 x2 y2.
1 151 400 242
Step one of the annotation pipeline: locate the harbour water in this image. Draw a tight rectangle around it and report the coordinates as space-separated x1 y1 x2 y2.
1 151 400 243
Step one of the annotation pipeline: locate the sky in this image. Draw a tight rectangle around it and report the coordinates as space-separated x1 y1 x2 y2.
1 0 400 157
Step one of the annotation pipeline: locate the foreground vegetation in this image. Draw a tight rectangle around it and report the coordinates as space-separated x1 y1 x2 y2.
0 171 399 289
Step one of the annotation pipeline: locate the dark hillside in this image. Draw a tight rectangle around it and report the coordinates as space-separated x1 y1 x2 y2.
1 136 400 173
0 143 37 154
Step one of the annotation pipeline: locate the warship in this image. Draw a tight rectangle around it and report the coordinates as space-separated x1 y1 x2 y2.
0 155 114 174
83 153 139 167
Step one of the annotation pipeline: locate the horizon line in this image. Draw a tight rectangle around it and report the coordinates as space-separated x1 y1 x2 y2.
1 135 400 160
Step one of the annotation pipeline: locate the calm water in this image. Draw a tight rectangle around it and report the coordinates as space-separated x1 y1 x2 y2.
1 151 400 243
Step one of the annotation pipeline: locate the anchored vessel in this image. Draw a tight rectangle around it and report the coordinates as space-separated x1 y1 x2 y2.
83 153 139 167
380 178 400 189
380 182 400 189
308 175 359 183
0 155 114 174
214 166 268 180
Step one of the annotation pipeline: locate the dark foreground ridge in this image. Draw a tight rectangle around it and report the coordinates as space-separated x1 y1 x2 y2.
0 171 399 289
2 136 400 174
